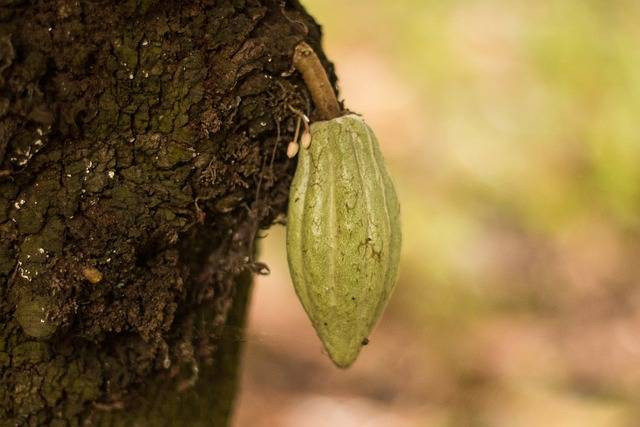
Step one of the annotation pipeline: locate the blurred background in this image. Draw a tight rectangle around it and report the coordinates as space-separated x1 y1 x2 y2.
234 1 640 426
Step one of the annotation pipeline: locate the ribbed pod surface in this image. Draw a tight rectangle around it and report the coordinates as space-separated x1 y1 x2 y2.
286 114 401 368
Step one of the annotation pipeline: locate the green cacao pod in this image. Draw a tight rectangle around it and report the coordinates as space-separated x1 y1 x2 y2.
286 114 401 368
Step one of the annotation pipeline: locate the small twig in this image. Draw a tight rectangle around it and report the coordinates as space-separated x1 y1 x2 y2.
287 104 310 127
292 42 341 120
288 104 311 148
292 113 302 143
269 119 282 170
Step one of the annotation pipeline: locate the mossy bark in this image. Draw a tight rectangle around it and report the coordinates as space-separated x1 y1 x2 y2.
0 1 337 425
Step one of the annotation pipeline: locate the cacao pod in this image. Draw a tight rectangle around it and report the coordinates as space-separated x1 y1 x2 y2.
286 114 401 368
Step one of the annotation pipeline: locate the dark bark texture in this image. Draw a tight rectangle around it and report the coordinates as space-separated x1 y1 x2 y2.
0 0 336 425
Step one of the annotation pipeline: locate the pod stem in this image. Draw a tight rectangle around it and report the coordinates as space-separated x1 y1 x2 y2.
292 42 341 120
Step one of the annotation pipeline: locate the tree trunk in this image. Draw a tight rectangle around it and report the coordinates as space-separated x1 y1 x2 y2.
0 1 336 425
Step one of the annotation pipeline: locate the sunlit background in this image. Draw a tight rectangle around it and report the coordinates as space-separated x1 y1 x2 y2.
234 1 640 426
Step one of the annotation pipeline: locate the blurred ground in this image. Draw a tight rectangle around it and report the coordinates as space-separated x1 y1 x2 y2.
233 1 640 426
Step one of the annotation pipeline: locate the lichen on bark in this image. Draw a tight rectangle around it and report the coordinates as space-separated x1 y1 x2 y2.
0 0 338 425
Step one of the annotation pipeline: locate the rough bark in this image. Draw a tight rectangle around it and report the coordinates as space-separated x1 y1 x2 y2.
0 1 337 425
